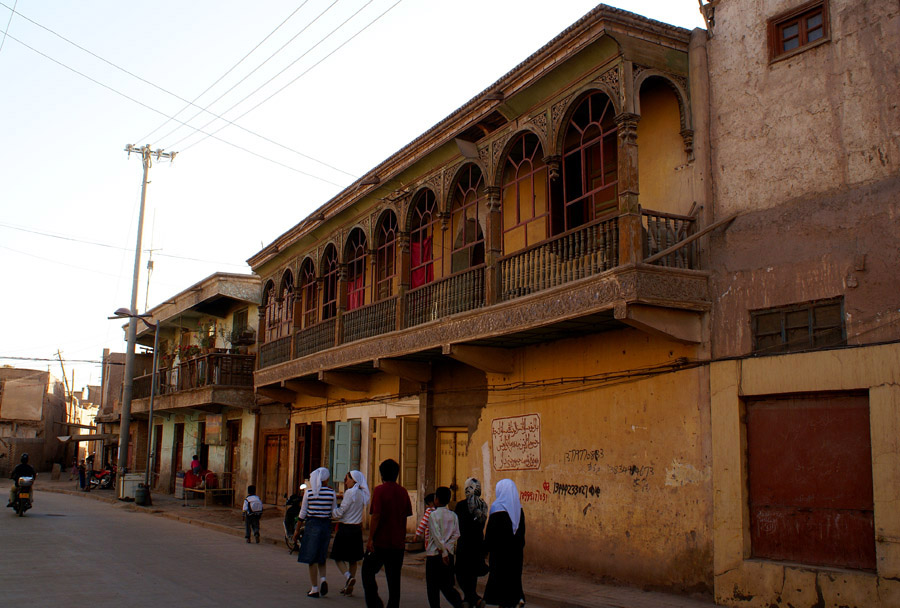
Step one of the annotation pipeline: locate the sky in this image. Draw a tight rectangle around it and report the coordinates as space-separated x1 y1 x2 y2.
0 1 705 394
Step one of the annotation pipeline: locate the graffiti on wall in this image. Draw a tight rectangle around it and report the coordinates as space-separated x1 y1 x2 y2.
491 414 541 471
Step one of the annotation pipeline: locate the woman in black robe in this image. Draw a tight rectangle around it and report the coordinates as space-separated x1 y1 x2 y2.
454 477 488 607
483 479 525 608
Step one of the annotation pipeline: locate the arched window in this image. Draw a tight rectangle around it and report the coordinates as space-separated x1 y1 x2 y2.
561 92 618 232
501 132 548 253
279 271 294 338
450 165 486 273
375 211 397 300
346 228 367 311
321 245 339 320
262 280 278 343
409 189 440 289
299 258 317 328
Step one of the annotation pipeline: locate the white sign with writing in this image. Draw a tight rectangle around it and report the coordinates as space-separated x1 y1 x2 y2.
491 414 541 471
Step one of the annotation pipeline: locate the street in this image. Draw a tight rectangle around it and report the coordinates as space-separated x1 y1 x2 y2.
0 488 522 608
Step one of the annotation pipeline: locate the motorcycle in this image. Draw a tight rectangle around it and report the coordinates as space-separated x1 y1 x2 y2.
12 476 34 516
283 483 306 554
88 467 115 490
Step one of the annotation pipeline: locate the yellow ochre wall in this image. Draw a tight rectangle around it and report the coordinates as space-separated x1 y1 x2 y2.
711 343 900 607
468 328 713 592
637 80 692 216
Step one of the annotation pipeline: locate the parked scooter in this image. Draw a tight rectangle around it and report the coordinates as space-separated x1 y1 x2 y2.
12 476 34 516
88 466 115 490
283 483 306 553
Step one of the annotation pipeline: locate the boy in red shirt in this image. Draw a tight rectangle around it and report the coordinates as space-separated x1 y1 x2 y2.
362 459 412 608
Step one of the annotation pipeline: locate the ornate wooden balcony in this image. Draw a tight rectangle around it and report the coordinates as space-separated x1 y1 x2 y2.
132 353 256 413
256 209 708 378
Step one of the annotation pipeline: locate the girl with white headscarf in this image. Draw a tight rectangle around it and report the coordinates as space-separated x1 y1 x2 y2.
454 477 489 606
295 467 337 598
330 470 369 596
483 479 526 608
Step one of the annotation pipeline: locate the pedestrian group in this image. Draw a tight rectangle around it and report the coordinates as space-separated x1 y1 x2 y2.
246 458 525 608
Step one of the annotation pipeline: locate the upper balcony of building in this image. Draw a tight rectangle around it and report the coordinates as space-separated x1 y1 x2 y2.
129 272 261 415
248 7 712 392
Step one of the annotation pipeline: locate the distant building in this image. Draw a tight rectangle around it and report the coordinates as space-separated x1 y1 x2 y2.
0 367 67 474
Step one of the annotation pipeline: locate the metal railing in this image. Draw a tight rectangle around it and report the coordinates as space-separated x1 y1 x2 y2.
499 216 618 302
133 353 255 399
642 209 697 269
294 317 337 359
259 335 292 368
406 266 485 328
342 296 397 344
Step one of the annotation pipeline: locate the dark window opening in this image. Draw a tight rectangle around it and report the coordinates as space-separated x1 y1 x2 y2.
450 165 486 274
751 298 844 355
409 189 440 289
375 211 397 301
346 228 367 311
321 246 338 320
300 259 317 328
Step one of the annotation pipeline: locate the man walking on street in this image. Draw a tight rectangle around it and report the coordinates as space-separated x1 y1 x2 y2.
362 458 412 608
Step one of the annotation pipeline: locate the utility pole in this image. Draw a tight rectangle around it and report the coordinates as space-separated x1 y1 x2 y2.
118 144 176 477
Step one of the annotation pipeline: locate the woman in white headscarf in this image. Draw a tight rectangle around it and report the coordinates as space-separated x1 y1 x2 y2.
454 477 489 607
330 470 369 596
483 479 525 608
295 467 337 598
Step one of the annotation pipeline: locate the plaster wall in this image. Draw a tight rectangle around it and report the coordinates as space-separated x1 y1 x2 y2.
468 328 713 592
707 0 900 215
710 343 900 607
637 81 693 216
0 371 47 421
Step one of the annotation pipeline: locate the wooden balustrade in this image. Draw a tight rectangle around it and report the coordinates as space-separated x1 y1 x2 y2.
499 217 618 302
133 353 255 399
259 335 292 368
642 209 697 269
406 266 485 328
294 317 337 359
342 297 398 345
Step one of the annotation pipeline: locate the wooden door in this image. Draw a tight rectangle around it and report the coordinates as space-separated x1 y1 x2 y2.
263 433 289 504
437 429 468 506
371 418 400 484
152 425 163 488
225 420 241 489
172 423 185 492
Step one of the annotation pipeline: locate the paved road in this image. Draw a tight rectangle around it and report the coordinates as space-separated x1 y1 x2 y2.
1 489 517 608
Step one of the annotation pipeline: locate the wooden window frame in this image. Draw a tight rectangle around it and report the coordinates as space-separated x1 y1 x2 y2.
501 132 549 252
299 259 318 329
751 297 844 355
409 189 441 289
321 246 339 321
768 0 829 63
375 211 397 301
346 228 367 312
449 164 486 275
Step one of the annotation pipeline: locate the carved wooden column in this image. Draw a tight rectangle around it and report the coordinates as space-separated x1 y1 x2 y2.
335 263 348 345
483 185 502 305
397 231 410 330
615 112 642 265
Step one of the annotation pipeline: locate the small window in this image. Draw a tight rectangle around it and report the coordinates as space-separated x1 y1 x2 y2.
751 298 844 354
768 1 829 61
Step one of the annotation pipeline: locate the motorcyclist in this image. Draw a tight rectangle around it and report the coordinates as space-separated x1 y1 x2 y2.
7 453 37 507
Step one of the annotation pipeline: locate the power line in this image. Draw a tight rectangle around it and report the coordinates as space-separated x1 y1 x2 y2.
0 1 354 181
136 0 311 144
0 0 16 55
0 221 249 267
0 29 347 187
176 0 401 152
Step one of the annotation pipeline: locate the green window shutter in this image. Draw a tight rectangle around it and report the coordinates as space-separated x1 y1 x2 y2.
350 420 362 472
333 421 351 482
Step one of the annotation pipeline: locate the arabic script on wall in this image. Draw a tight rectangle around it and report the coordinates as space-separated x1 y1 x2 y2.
491 414 541 471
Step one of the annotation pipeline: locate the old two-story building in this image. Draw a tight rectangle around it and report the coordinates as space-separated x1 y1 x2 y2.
702 0 900 606
0 368 67 474
249 5 716 593
124 272 278 502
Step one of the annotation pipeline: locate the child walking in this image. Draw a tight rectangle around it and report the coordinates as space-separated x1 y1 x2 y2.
425 486 464 608
242 485 263 543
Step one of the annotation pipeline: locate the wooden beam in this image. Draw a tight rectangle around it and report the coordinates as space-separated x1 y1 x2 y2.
373 358 431 384
284 380 328 398
256 386 296 403
643 213 737 264
442 344 514 374
614 303 703 344
318 371 371 393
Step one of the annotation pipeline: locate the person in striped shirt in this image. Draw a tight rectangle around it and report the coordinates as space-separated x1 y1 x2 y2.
294 467 337 598
415 492 436 545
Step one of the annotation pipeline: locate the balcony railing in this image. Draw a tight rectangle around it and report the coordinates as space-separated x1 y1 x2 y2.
133 353 255 399
294 317 337 358
642 209 697 269
259 335 292 369
342 297 397 344
406 265 485 328
499 216 618 302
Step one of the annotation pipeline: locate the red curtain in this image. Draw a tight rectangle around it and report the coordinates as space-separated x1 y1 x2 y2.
410 236 433 289
348 274 365 310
